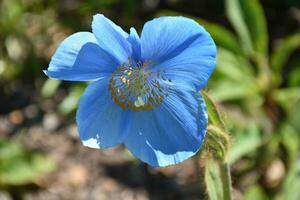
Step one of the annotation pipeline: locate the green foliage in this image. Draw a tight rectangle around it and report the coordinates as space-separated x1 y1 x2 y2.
228 0 268 57
0 138 54 186
279 169 300 200
225 0 254 56
161 0 300 199
244 185 269 200
228 122 262 164
271 33 300 73
58 84 86 115
41 79 61 98
279 124 299 168
272 87 300 112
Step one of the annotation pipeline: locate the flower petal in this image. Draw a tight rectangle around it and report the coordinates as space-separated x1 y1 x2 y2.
141 16 216 89
154 45 216 90
124 85 207 167
127 27 141 61
92 14 132 64
76 78 131 148
44 32 118 81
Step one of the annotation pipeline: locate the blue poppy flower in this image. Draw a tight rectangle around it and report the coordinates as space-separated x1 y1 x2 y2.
44 14 216 167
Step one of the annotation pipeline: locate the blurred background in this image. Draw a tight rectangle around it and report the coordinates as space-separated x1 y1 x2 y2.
0 0 300 199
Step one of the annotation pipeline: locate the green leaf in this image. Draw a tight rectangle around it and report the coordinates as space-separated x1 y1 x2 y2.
271 32 300 73
41 79 61 98
228 122 262 164
205 159 224 200
157 10 242 54
201 91 226 130
58 84 85 115
244 185 269 200
279 124 299 169
0 138 55 185
288 100 300 132
216 47 255 81
0 0 25 31
238 0 268 57
272 87 300 113
277 168 300 200
225 0 268 58
287 56 300 87
210 79 258 102
225 0 254 56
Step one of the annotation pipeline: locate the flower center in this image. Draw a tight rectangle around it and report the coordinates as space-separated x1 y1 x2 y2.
109 60 171 111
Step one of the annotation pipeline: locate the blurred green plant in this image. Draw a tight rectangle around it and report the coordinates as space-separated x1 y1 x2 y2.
0 138 54 186
160 0 300 199
0 0 59 191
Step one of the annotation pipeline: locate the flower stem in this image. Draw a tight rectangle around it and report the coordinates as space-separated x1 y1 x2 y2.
220 162 232 200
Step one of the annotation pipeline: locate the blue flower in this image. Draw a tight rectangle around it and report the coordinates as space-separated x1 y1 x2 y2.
44 14 216 167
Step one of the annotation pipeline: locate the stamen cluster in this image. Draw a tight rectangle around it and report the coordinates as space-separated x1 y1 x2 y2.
109 60 171 111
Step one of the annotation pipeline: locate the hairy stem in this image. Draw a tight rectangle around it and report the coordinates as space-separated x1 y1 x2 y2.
220 162 232 200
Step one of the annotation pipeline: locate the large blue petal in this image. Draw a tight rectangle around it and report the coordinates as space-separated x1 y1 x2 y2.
44 32 118 81
141 16 216 89
92 14 132 64
124 84 208 167
76 78 131 148
127 27 141 61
